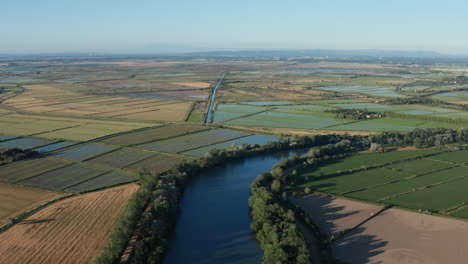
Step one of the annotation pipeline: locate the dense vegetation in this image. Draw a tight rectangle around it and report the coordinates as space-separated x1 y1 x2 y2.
0 148 38 165
385 111 466 124
326 108 382 120
249 140 364 263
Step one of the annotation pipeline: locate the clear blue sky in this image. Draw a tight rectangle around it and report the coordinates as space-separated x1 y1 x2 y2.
2 0 468 54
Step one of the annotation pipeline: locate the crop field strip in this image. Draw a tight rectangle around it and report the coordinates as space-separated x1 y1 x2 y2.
52 143 115 161
215 100 468 131
3 84 194 122
98 124 208 146
0 157 72 183
303 149 468 217
18 163 109 191
0 113 156 140
181 134 278 156
64 170 135 193
136 129 251 153
124 152 189 173
85 148 156 169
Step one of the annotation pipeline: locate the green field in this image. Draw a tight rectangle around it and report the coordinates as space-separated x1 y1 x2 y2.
298 149 468 217
98 124 207 146
136 129 250 153
304 149 442 178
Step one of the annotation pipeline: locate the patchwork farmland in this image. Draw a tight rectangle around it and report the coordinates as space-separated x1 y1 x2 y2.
1 55 468 264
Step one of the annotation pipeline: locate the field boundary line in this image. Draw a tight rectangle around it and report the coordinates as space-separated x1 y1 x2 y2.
9 161 73 185
126 127 211 147
331 205 390 244
59 170 113 191
0 193 74 235
174 133 253 154
119 153 159 170
444 203 468 214
377 174 466 202
183 101 196 122
309 149 451 186
342 163 459 196
213 107 277 124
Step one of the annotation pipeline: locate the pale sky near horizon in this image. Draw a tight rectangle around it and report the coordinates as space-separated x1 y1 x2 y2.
2 0 468 54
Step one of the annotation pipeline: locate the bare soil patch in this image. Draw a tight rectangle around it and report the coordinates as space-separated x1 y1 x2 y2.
290 194 382 236
0 184 138 264
333 208 468 264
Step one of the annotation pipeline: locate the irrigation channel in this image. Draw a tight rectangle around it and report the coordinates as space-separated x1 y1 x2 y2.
204 72 226 124
164 149 307 264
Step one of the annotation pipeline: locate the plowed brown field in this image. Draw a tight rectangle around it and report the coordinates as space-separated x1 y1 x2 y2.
0 184 138 264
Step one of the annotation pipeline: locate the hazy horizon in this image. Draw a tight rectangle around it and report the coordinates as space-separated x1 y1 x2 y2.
3 0 468 55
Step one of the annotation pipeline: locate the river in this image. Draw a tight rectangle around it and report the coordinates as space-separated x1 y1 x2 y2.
164 150 305 264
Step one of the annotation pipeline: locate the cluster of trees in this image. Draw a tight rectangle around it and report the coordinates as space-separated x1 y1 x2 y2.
249 139 366 264
385 97 440 105
0 148 38 165
368 128 468 148
326 108 382 120
131 173 180 263
94 173 157 264
250 172 310 264
385 111 466 124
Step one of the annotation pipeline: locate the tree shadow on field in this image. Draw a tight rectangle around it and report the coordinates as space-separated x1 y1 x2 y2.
289 193 388 263
332 226 387 264
18 218 55 225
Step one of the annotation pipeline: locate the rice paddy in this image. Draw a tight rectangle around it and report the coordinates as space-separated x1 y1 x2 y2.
52 144 114 161
181 134 277 156
19 163 107 191
136 129 250 153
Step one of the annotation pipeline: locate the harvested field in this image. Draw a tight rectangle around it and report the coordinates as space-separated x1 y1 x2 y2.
0 113 154 140
99 124 207 146
0 157 70 183
172 81 211 88
333 208 468 264
0 184 138 264
290 194 382 236
116 101 193 121
64 171 135 193
19 163 107 190
125 153 188 173
0 183 63 225
86 148 155 169
53 144 114 161
136 129 249 153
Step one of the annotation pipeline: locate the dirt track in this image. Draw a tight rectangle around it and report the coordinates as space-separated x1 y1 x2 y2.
0 184 138 264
